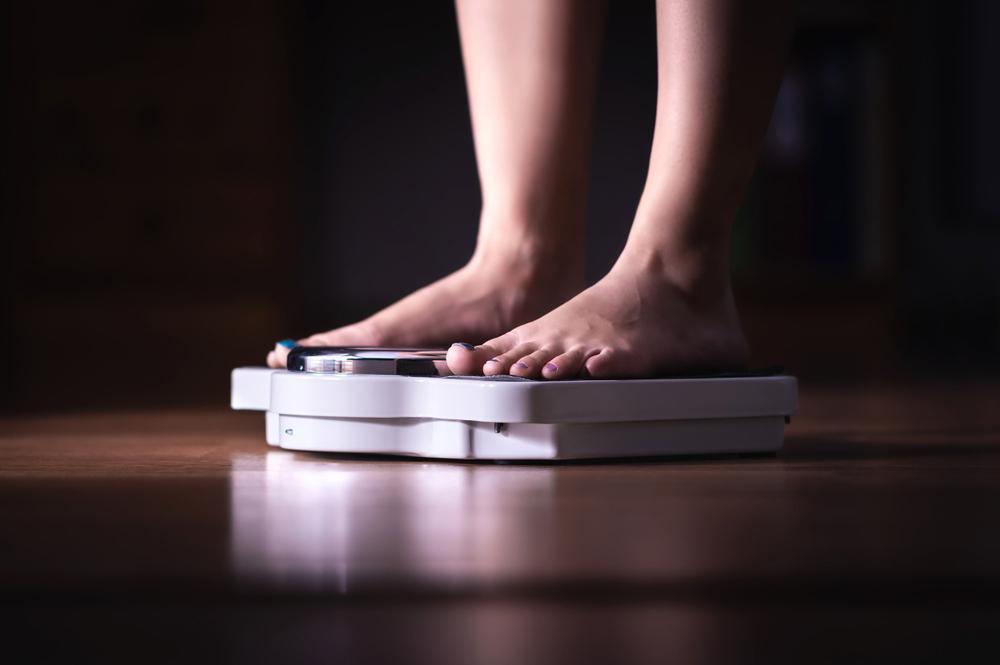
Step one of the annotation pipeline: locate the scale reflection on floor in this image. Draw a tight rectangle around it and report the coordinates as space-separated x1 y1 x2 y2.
229 447 778 595
229 451 557 591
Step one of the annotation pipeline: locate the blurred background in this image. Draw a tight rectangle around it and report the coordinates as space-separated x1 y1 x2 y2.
3 0 998 412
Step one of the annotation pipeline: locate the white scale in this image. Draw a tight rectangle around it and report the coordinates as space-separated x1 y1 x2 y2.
231 347 797 461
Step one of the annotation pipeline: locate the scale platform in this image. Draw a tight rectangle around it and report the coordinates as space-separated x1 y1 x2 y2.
231 347 798 461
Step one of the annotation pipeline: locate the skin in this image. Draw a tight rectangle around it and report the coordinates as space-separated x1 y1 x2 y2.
268 0 603 368
270 0 794 380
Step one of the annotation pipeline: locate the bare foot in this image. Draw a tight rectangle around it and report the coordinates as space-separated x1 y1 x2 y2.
267 242 583 367
446 245 749 379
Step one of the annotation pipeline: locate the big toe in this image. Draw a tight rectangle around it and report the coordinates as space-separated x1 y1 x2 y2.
446 343 488 375
266 339 302 368
446 340 511 375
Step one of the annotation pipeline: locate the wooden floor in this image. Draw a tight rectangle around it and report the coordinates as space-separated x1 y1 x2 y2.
2 381 1000 663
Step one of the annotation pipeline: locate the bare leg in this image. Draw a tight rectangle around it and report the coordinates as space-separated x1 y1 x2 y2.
268 0 605 367
449 0 794 378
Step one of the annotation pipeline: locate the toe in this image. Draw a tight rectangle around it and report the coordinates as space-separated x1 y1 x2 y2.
268 341 295 368
484 342 535 376
446 334 515 376
584 349 622 378
541 348 589 380
509 347 559 379
446 342 487 375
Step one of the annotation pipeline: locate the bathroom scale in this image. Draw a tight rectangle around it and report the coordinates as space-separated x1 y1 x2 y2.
231 347 798 461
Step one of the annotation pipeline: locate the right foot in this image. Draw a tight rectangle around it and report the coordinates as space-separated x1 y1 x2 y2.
266 241 584 367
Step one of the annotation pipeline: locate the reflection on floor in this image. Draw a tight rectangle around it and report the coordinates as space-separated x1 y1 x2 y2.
2 382 1000 662
231 451 555 590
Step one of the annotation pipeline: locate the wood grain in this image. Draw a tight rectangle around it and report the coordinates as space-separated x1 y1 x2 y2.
2 382 999 662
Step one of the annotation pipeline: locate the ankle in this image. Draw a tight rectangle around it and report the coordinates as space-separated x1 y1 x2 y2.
615 231 733 303
470 214 585 287
468 244 584 296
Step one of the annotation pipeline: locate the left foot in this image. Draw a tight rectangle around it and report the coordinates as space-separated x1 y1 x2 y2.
446 244 749 379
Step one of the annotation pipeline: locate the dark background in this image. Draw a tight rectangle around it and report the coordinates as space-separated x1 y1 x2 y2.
3 0 998 412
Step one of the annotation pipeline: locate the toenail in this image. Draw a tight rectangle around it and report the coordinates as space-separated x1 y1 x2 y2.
513 362 528 369
277 339 296 349
544 363 557 372
451 342 475 350
486 358 498 363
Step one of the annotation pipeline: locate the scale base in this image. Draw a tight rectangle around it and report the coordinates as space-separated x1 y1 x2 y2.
234 368 797 461
264 411 786 460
